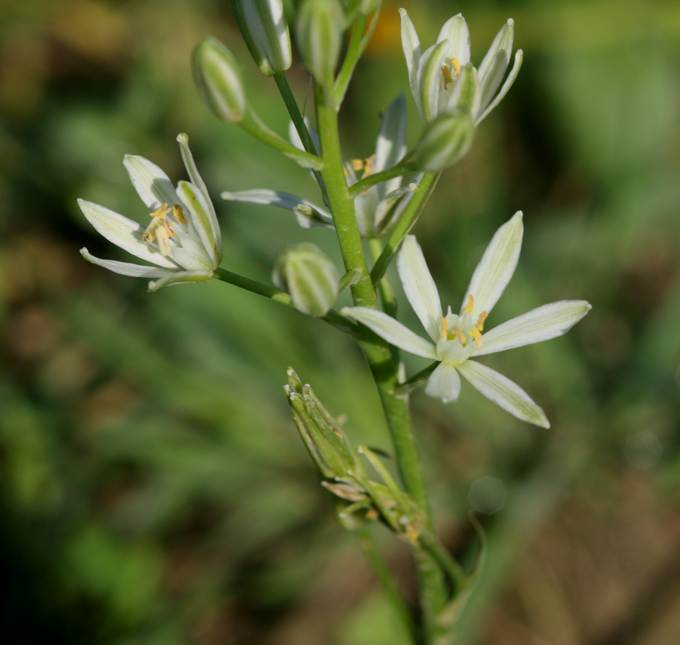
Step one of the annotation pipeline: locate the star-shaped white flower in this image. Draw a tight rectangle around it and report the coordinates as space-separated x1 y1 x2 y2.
343 212 591 428
78 133 222 291
400 9 523 124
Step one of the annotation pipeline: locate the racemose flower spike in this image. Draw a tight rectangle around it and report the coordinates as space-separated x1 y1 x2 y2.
343 212 591 428
78 133 222 292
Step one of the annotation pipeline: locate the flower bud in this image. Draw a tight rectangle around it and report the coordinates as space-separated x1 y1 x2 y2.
285 368 361 482
232 0 292 75
413 110 476 172
273 243 340 317
343 0 380 19
192 37 246 123
296 0 346 86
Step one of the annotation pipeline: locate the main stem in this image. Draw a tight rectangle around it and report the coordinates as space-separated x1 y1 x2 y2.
315 84 427 505
315 85 446 642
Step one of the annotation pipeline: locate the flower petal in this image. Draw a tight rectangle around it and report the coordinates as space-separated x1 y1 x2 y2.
177 180 220 266
478 18 514 110
462 210 523 319
476 49 523 124
416 40 448 121
425 363 461 403
176 133 221 249
374 93 408 198
474 300 592 357
341 307 436 359
123 154 178 209
77 199 177 268
399 9 421 86
397 236 442 341
221 188 332 229
80 248 175 278
437 13 470 64
458 360 550 428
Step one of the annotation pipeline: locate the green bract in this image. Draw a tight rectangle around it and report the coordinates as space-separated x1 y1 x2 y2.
343 213 592 427
78 134 222 292
400 9 523 124
273 243 340 317
233 0 292 75
192 37 246 123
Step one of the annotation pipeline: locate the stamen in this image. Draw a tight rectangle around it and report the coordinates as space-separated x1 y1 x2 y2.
441 64 454 90
463 294 475 315
172 204 187 224
143 202 181 256
440 316 449 340
476 311 488 332
155 225 172 256
450 56 461 76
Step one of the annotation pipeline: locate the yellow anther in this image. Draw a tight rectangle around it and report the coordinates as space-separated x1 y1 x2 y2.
463 294 475 315
476 311 488 332
149 202 171 219
172 204 187 224
441 64 454 89
440 316 449 339
441 57 461 90
470 328 482 347
351 154 376 177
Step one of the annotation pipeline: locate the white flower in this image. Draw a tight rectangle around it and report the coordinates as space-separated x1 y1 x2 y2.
222 95 418 237
399 9 523 124
342 212 591 428
78 133 222 291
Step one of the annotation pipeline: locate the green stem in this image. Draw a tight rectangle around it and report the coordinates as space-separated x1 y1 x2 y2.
349 159 414 198
369 238 397 317
273 72 318 154
315 82 446 644
240 109 323 170
370 172 439 285
272 71 329 203
214 267 355 335
358 529 417 642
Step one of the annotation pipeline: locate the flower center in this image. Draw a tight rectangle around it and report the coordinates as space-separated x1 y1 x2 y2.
441 56 462 91
439 295 488 348
143 202 186 256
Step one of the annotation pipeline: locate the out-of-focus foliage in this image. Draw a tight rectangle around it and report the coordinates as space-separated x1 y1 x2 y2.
1 0 679 643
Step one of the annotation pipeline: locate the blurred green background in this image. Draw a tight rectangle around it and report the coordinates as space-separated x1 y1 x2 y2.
2 0 680 643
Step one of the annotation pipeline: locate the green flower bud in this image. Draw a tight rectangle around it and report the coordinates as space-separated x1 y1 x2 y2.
413 110 476 172
343 0 380 20
284 368 362 483
296 0 346 87
192 37 246 123
232 0 292 75
273 243 340 317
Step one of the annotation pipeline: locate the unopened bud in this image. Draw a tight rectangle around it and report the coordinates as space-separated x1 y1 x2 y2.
413 111 476 171
274 244 340 317
192 37 246 123
233 0 292 75
296 0 346 86
285 368 360 481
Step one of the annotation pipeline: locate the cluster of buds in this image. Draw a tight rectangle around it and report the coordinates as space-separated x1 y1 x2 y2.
285 369 426 543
